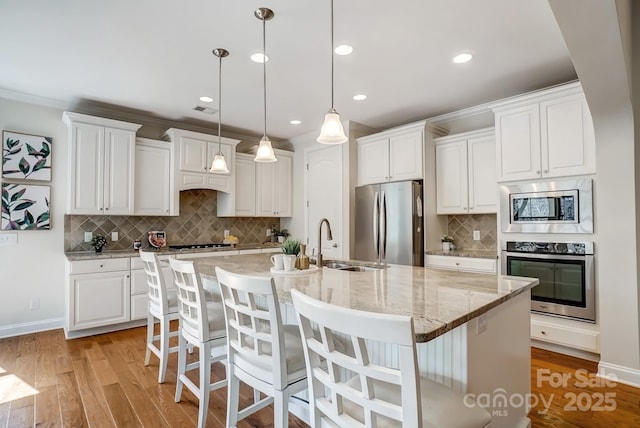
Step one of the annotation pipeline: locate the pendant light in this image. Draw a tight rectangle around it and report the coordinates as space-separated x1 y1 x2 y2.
210 48 230 174
317 0 348 145
254 7 277 163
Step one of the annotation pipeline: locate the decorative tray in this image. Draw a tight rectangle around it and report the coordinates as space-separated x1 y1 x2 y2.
270 265 320 275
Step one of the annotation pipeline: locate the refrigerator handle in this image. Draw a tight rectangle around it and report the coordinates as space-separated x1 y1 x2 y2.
381 191 387 260
373 191 379 258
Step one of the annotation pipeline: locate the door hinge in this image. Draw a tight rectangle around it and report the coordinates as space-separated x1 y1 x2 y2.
306 200 309 207
306 163 309 170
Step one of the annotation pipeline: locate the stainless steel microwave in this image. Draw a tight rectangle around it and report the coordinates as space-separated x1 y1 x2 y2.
500 178 593 233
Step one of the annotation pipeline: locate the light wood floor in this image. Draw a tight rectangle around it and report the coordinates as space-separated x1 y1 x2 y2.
0 326 638 427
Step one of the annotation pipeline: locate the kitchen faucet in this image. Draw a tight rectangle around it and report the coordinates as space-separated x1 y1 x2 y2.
317 218 333 267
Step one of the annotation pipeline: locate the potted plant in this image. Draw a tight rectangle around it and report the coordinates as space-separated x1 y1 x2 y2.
279 238 301 271
441 235 454 252
90 235 108 253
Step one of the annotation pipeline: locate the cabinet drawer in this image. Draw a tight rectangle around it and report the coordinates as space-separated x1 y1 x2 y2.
68 258 130 274
424 255 496 274
531 320 599 353
130 254 172 270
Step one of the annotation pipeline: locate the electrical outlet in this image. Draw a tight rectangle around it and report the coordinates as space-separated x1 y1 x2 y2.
476 314 488 335
0 233 18 246
84 232 93 242
29 297 40 310
266 228 272 237
111 231 119 241
224 230 230 238
473 230 481 241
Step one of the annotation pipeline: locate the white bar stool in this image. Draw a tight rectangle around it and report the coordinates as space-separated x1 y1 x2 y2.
291 289 493 428
215 267 308 428
170 258 227 428
140 250 179 383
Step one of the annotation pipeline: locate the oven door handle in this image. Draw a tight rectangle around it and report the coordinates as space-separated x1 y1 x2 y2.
502 251 591 261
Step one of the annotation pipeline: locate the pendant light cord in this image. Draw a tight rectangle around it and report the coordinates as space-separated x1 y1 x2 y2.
218 53 223 152
262 15 268 139
330 0 335 110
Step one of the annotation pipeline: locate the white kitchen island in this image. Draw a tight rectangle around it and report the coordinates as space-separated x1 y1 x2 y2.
192 253 538 428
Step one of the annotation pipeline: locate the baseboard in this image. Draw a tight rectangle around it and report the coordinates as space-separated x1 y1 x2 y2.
64 319 146 339
598 361 640 388
0 317 65 339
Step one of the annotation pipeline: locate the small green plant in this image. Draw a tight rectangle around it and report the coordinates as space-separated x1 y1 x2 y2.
441 235 454 243
90 235 108 251
279 237 301 255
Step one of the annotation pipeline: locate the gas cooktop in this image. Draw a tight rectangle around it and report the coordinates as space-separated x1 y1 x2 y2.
168 243 232 250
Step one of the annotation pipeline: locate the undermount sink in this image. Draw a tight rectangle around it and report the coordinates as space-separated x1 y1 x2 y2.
323 261 384 272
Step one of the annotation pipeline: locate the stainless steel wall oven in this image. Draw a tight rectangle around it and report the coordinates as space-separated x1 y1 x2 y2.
501 241 595 322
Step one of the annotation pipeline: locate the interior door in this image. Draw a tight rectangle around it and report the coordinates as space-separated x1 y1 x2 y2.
306 145 343 260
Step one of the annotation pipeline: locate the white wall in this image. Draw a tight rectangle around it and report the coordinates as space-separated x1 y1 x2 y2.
0 98 68 335
549 0 640 385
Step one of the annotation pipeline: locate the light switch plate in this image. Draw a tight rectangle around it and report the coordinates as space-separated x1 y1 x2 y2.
473 230 481 241
476 314 488 335
0 233 18 246
84 232 93 242
111 231 119 241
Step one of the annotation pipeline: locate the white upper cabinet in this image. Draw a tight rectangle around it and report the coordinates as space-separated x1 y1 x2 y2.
63 112 141 215
491 82 595 182
435 128 496 215
163 128 240 194
234 153 256 216
357 121 425 186
134 138 176 216
255 150 293 217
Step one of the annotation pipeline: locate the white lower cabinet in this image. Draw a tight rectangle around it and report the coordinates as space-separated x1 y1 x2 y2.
531 317 599 353
424 255 496 274
66 258 131 332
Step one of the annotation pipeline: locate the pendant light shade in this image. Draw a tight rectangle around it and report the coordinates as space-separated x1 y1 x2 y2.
210 48 230 174
317 0 347 145
254 7 277 163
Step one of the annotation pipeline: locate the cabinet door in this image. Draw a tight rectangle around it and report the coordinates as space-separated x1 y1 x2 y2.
275 154 293 217
235 155 256 216
255 162 277 216
357 138 389 185
134 142 171 215
389 130 423 182
69 271 130 330
541 93 596 178
68 122 104 214
104 128 135 215
468 135 497 213
179 137 207 172
435 140 468 214
495 104 541 182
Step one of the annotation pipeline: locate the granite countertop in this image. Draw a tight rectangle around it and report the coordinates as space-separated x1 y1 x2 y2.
64 242 280 261
425 249 498 259
189 253 537 343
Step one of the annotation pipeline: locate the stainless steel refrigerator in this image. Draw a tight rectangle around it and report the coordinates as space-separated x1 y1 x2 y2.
354 180 424 266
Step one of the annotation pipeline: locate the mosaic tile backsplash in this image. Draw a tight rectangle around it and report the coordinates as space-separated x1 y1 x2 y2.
447 214 497 251
65 189 280 252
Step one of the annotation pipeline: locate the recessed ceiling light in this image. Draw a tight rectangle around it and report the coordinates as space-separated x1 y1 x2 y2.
290 120 301 125
453 53 473 64
353 94 367 101
251 53 269 63
199 96 213 103
335 44 353 56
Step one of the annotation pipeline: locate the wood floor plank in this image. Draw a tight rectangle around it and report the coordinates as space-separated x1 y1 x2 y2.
35 332 58 389
0 402 10 428
144 384 195 428
102 383 142 427
10 354 36 410
7 404 34 428
56 371 88 428
70 358 114 428
34 385 61 428
115 369 168 428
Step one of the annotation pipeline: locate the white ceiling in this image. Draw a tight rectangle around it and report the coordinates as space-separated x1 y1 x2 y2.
0 0 576 140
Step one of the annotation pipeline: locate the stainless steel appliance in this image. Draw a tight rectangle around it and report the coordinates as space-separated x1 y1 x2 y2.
500 178 593 233
501 241 595 322
355 180 423 266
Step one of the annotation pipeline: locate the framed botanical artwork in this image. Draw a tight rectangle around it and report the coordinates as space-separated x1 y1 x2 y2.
1 183 50 230
2 131 52 181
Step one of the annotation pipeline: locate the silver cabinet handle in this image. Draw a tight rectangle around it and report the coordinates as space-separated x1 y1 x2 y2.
332 243 338 248
535 170 541 174
543 169 549 173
